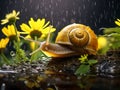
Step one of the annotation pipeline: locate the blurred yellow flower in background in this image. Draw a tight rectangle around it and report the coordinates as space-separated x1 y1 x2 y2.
97 36 107 50
20 18 56 40
115 19 120 26
29 42 36 51
1 10 20 25
2 25 19 41
0 38 9 53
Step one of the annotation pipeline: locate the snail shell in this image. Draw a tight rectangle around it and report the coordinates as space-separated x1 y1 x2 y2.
55 23 98 55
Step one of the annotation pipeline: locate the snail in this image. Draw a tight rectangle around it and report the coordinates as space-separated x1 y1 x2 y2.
21 23 98 58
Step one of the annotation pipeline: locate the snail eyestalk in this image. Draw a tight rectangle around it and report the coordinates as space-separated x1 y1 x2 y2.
19 35 40 44
29 47 41 55
46 25 53 46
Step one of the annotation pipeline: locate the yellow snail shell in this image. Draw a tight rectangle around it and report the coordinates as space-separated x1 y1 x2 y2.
55 23 98 55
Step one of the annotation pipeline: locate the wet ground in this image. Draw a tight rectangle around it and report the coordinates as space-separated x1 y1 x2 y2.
0 51 120 90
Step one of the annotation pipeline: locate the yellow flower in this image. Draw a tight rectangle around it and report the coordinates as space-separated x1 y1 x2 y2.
1 10 20 25
0 38 9 53
115 19 120 26
19 76 43 88
97 36 107 50
20 18 56 40
2 25 19 40
79 54 88 63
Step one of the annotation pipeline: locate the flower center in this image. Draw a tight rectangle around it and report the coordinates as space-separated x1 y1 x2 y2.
9 35 17 41
9 17 16 24
30 30 42 39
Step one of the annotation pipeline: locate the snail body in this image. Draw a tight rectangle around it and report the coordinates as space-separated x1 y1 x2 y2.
39 23 98 58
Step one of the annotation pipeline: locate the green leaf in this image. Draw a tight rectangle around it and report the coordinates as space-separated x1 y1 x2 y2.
103 27 120 34
108 33 120 37
88 60 98 65
75 65 90 75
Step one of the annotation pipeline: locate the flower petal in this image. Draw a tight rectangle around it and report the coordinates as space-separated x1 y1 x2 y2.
1 38 9 48
1 19 9 25
39 18 45 29
16 11 20 16
9 25 16 35
36 19 41 30
43 20 50 29
25 35 31 39
29 18 36 29
115 19 120 26
0 38 9 48
2 27 9 37
41 26 56 34
20 23 31 32
1 10 20 25
12 10 16 16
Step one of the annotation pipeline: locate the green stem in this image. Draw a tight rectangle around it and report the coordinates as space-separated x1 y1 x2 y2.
13 23 24 62
30 36 39 62
13 23 18 38
0 53 10 64
13 22 20 49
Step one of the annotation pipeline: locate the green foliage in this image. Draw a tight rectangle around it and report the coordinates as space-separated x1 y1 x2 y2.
103 27 120 49
75 64 90 75
75 54 98 76
13 40 28 62
103 27 120 34
88 60 98 65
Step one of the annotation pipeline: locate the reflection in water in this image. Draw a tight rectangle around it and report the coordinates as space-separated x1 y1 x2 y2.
0 56 120 90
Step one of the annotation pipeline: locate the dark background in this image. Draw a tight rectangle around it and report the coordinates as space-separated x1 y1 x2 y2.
0 0 120 37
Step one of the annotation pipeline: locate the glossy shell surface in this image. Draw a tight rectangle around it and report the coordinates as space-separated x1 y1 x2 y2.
55 23 98 55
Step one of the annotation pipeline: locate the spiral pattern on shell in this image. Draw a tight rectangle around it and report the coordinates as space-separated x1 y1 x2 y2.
69 28 89 47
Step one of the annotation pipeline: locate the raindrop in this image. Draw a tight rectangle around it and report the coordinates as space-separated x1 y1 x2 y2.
55 2 58 7
25 8 27 12
49 4 52 9
94 2 96 6
72 10 76 15
58 0 62 2
35 4 40 10
45 13 48 17
83 4 86 10
65 10 68 17
62 17 66 22
30 0 32 4
1 83 5 90
51 11 54 16
22 0 25 3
